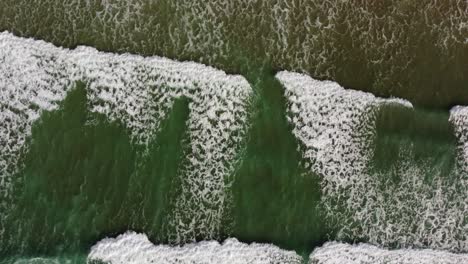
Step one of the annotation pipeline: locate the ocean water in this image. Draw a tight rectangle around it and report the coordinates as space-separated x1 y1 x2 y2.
0 30 250 255
0 0 467 107
0 1 468 262
1 33 468 263
279 71 468 252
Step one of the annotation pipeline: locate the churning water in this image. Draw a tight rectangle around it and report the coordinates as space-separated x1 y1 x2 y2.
1 1 468 263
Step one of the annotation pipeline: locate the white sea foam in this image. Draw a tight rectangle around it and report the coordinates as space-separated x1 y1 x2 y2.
449 106 468 172
309 242 468 264
0 32 252 242
277 71 468 252
276 71 412 188
87 232 302 264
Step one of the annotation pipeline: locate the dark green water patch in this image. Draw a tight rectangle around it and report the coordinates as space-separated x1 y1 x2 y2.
371 104 457 184
230 64 328 254
1 82 190 257
116 96 190 243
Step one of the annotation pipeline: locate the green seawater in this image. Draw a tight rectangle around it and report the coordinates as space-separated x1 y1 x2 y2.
372 106 457 181
1 62 464 262
345 104 462 249
1 82 191 259
0 0 467 107
0 2 467 261
0 65 328 261
230 67 326 253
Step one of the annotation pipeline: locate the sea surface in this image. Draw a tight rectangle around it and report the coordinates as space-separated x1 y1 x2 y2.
1 0 467 107
0 1 468 263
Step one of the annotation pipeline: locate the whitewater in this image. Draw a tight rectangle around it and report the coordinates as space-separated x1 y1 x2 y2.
0 31 252 245
1 33 468 263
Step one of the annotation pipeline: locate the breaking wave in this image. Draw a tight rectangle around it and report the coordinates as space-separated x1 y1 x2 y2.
278 71 468 252
0 31 252 246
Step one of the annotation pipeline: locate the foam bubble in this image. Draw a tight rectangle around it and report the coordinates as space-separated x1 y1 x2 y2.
88 232 302 264
0 32 252 242
309 242 468 264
